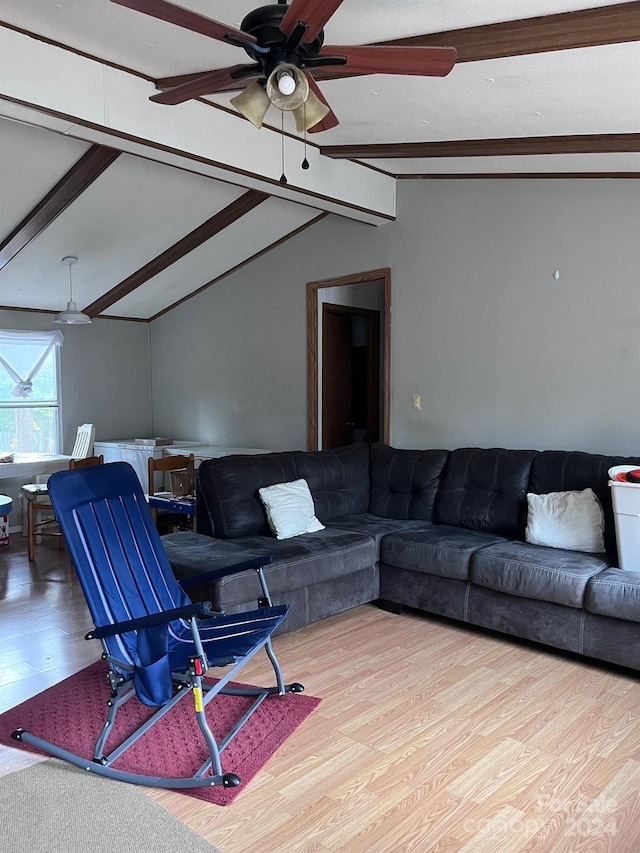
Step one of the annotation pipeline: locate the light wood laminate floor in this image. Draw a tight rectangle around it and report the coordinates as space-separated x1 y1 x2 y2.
2 535 640 851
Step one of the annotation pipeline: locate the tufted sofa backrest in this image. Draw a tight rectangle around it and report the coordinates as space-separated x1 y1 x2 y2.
530 450 640 555
368 443 449 521
197 443 371 538
196 443 640 548
197 452 298 538
293 442 370 521
434 447 538 538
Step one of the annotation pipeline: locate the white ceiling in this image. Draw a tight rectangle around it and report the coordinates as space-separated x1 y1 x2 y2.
0 1 638 320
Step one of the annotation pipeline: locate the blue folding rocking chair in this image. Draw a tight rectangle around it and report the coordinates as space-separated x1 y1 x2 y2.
11 462 303 790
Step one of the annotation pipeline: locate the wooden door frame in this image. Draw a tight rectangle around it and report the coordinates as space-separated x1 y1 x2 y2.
307 267 391 451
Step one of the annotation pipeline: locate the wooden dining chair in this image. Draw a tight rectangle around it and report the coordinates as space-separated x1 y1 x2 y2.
148 453 196 531
24 455 103 561
21 423 96 558
69 424 96 460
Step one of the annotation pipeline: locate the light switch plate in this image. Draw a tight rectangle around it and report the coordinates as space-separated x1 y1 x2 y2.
412 394 422 411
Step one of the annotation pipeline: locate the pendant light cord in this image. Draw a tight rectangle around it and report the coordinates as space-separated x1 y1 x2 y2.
302 101 310 170
279 111 287 184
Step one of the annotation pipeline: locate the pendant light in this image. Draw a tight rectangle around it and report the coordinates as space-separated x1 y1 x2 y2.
53 256 91 325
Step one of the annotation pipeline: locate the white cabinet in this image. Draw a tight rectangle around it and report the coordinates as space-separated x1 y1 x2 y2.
610 480 640 571
95 440 204 490
164 444 270 467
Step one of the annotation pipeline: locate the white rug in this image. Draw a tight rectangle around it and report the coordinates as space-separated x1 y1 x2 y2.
0 759 224 853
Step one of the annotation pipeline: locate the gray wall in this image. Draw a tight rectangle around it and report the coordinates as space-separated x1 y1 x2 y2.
388 180 640 455
150 179 640 457
150 216 386 450
0 309 152 450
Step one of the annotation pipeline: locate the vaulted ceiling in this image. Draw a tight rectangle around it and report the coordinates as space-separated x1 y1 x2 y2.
1 1 638 321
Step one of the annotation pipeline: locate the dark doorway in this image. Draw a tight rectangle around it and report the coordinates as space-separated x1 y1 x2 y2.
307 267 391 452
322 303 380 450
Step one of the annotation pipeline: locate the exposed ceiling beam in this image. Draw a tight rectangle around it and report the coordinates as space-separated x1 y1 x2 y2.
383 1 640 61
0 145 120 270
397 172 640 180
320 134 640 161
151 212 329 320
312 2 640 83
85 189 268 316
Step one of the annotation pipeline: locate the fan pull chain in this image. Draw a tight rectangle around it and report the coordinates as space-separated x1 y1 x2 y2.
302 101 310 170
279 111 287 184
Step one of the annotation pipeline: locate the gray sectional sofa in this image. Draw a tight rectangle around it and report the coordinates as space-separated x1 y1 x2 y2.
162 443 640 672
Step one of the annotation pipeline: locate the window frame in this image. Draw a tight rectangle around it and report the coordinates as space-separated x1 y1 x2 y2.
0 335 63 454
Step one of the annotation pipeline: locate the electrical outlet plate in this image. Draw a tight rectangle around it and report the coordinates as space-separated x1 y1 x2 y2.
412 394 422 411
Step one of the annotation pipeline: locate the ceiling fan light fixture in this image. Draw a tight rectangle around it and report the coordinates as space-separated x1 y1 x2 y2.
293 89 331 132
276 70 296 96
266 64 309 111
229 81 271 128
53 256 91 325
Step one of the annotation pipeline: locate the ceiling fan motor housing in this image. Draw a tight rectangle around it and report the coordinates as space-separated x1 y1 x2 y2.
240 3 324 78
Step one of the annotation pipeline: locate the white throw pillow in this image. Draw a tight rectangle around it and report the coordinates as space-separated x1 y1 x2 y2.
258 478 325 540
525 488 605 553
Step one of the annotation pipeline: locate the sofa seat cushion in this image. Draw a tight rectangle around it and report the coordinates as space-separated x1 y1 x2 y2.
162 528 376 609
585 569 640 623
381 524 507 581
162 531 268 586
326 514 432 556
470 541 610 608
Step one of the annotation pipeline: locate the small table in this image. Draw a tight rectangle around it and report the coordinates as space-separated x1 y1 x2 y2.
0 452 71 480
0 454 71 537
147 492 196 532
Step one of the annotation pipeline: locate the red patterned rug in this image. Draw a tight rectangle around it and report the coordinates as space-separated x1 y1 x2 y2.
0 661 320 806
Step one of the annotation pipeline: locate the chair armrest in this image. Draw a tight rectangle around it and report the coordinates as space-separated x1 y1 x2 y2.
178 554 273 589
85 601 215 640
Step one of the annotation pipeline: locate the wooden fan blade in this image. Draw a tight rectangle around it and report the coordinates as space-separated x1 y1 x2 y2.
320 45 457 76
150 64 259 104
280 0 345 43
155 67 260 94
155 71 220 91
306 75 339 133
110 0 256 45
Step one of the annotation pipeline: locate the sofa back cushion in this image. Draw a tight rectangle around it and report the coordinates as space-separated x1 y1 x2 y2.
293 443 370 522
368 443 449 521
435 447 538 538
529 450 640 555
197 452 298 538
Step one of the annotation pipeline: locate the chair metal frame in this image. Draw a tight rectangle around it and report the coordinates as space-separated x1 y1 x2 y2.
12 461 303 790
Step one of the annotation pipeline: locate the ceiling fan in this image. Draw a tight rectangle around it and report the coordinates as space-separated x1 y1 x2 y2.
111 0 457 133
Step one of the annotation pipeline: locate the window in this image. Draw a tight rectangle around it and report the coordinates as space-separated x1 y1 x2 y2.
0 330 63 454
